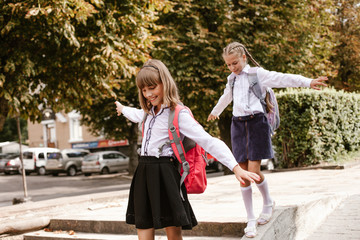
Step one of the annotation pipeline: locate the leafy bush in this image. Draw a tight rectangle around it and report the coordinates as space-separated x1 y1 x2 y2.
272 88 360 168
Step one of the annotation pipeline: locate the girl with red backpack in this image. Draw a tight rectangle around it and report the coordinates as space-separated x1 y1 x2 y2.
115 59 260 240
208 42 327 238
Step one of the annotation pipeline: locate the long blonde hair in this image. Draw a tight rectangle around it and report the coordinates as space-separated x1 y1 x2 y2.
136 59 180 113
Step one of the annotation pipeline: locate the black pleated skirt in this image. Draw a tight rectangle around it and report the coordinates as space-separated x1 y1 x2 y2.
231 113 274 163
126 156 198 230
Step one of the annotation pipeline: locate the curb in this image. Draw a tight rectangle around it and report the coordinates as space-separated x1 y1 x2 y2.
249 194 347 240
0 190 129 235
18 195 347 239
270 159 360 173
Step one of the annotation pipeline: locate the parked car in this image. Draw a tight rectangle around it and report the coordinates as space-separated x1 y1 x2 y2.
20 147 61 175
81 151 129 176
205 153 224 172
46 149 90 176
0 153 20 175
261 150 278 170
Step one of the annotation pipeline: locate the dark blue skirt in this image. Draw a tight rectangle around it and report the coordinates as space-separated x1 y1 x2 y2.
231 113 274 163
126 156 197 230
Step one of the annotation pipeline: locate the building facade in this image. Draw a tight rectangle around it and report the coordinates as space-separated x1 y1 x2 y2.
27 110 129 154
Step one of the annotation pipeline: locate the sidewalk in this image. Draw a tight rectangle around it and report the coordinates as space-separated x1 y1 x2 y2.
1 160 360 239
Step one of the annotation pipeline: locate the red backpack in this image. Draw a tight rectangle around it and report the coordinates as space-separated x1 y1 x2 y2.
142 104 208 200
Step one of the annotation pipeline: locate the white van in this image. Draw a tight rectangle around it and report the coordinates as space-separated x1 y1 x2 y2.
20 147 61 175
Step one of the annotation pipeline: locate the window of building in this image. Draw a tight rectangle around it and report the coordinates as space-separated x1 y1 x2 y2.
68 111 83 142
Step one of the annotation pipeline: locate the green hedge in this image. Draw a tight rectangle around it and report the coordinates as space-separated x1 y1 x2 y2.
272 88 360 168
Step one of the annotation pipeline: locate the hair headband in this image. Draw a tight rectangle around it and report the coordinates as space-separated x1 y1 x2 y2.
141 65 159 71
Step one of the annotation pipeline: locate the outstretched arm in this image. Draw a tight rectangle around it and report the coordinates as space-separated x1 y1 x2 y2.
115 101 144 123
115 101 124 116
310 76 328 90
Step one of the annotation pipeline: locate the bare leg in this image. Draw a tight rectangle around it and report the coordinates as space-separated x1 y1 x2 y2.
247 160 264 185
165 226 182 240
137 228 155 240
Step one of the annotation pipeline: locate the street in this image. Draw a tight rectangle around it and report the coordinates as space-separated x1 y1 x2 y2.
0 170 223 208
0 172 132 208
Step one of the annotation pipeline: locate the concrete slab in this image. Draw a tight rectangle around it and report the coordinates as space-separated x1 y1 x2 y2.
1 162 360 239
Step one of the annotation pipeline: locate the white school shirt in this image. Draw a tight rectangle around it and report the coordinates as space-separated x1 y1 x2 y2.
121 105 238 171
210 64 313 117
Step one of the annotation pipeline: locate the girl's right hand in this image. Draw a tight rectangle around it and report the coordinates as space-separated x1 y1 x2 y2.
207 114 219 122
115 101 124 116
233 165 261 185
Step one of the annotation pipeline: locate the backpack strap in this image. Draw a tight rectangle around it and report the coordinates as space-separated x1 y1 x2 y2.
248 67 267 114
168 104 191 201
168 105 187 164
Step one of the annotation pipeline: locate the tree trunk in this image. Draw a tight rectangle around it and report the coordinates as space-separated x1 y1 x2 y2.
127 122 139 175
0 97 9 131
218 114 233 175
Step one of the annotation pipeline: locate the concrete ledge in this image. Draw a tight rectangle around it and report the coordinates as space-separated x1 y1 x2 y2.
48 219 245 238
40 194 346 239
271 158 360 173
0 217 50 236
17 194 348 239
0 190 129 235
249 194 347 240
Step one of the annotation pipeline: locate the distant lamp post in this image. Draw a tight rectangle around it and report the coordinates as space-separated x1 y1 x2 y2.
41 108 56 148
42 108 55 121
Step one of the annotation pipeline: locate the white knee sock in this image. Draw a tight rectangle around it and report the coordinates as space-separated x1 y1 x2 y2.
241 185 256 228
256 178 273 215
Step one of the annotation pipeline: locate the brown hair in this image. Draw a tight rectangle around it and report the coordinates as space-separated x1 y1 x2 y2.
222 42 261 67
136 59 180 113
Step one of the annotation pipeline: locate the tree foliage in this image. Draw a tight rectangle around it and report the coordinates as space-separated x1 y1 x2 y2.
330 0 360 91
0 0 166 173
151 0 335 140
152 0 228 133
0 0 157 129
0 117 27 143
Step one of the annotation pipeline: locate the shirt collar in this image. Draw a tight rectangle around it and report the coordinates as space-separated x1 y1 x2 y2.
150 104 169 116
229 64 251 79
241 64 251 74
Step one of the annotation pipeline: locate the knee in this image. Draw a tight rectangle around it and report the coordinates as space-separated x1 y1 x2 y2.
165 226 182 240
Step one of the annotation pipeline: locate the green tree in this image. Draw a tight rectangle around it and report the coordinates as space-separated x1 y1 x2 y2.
152 0 335 168
330 0 360 91
0 117 27 143
77 1 169 174
0 1 163 174
226 0 334 77
152 0 228 131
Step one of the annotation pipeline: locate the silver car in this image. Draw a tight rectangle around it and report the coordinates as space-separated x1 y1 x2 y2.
81 151 129 176
0 153 20 175
46 149 90 176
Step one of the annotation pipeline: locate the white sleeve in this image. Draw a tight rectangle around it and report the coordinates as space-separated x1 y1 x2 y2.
257 67 312 90
121 106 145 123
210 81 233 116
178 110 238 171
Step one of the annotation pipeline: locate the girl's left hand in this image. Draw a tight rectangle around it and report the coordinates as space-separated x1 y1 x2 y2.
233 165 261 185
310 76 328 90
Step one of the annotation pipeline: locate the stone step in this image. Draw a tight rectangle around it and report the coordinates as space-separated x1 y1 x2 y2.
40 219 245 238
23 230 239 240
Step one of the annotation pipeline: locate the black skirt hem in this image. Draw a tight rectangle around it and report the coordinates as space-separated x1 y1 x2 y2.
126 156 198 230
